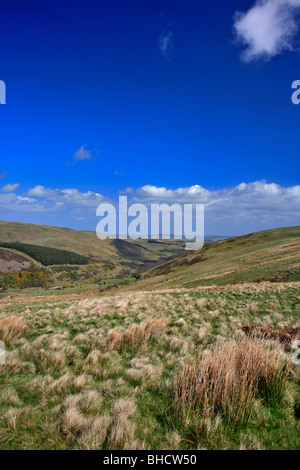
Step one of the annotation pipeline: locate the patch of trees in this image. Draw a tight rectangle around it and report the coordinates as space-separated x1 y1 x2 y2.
0 242 88 266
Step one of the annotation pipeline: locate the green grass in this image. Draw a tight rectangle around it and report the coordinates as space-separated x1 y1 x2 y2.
125 226 300 291
0 283 299 450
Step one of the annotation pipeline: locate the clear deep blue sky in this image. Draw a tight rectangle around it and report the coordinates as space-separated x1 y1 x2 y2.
0 0 299 233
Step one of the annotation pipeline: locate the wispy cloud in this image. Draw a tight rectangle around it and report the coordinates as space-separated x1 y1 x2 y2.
234 0 300 62
1 183 19 193
159 29 174 59
71 145 94 164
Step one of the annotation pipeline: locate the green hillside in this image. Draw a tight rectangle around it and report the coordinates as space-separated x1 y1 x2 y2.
0 220 135 261
0 221 184 290
0 242 88 266
0 225 299 449
125 226 300 290
0 220 183 263
2 222 299 294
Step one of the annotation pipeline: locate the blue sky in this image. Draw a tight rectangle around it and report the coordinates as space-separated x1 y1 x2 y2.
0 0 300 235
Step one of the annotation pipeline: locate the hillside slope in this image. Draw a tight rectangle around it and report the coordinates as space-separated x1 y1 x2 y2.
0 220 183 264
0 220 135 261
0 221 185 289
0 247 50 289
0 247 39 273
123 226 300 290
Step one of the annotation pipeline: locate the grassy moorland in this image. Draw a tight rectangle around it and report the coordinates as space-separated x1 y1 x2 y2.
0 225 299 450
0 282 299 450
0 220 184 264
130 226 300 291
0 221 184 290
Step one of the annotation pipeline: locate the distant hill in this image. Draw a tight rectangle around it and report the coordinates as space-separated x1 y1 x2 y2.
125 226 300 290
0 221 185 289
1 222 298 293
0 220 183 263
0 220 131 261
0 242 88 266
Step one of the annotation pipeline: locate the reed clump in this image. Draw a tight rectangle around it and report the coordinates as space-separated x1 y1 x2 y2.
173 338 291 429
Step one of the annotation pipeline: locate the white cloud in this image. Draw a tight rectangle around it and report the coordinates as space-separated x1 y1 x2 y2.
0 184 104 215
127 181 300 234
0 192 44 213
26 185 104 208
26 185 48 197
1 181 299 235
132 181 300 210
1 183 20 193
72 145 93 163
234 0 300 62
159 30 174 59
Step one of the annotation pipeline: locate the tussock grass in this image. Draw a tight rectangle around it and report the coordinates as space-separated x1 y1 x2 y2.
0 316 27 345
109 398 137 448
105 317 167 352
61 406 86 441
0 284 299 450
78 414 112 450
173 338 291 430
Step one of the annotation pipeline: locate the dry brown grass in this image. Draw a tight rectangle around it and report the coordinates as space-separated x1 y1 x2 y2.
105 317 167 352
173 338 292 429
108 398 137 448
60 406 86 441
78 414 112 449
0 316 27 345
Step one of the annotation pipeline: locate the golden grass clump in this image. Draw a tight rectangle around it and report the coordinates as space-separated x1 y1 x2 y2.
195 298 208 309
173 338 291 429
0 316 27 345
122 317 167 348
0 408 23 445
78 414 112 449
165 431 182 449
125 357 162 386
108 398 137 448
63 390 103 415
48 373 74 396
60 406 86 441
0 386 22 407
105 317 167 352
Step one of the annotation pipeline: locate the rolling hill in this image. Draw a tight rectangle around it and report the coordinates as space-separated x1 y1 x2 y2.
123 226 300 291
0 220 184 263
0 221 184 290
1 225 299 449
2 221 299 294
